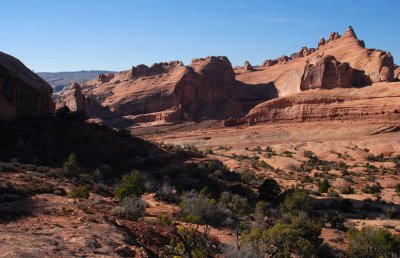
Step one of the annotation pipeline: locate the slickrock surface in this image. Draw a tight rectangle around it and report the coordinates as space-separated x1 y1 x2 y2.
0 51 53 121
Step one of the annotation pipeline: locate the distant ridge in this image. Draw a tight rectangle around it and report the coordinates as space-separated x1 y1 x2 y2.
37 70 113 92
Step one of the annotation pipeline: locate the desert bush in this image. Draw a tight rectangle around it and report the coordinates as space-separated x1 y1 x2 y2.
340 186 355 194
114 169 146 200
240 169 257 183
180 190 231 227
327 188 340 197
362 183 382 194
384 206 397 219
222 244 264 258
258 178 281 203
325 212 346 229
280 189 310 215
395 183 400 193
219 191 251 217
68 185 90 199
366 153 387 162
241 212 322 257
157 213 173 225
304 150 316 159
155 182 178 203
346 226 400 258
63 152 80 176
207 160 222 172
166 225 220 258
282 150 294 158
318 179 331 193
53 187 67 196
111 197 148 220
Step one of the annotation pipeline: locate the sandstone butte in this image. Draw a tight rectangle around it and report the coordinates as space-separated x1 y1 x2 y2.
53 26 397 127
0 26 398 126
0 51 53 121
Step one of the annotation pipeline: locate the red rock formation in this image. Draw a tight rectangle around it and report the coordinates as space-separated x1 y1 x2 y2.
395 66 400 80
98 73 114 83
243 61 254 71
0 51 53 121
318 38 326 49
327 32 340 42
224 82 400 126
80 56 275 125
55 83 86 113
300 55 355 90
291 47 316 60
262 59 278 67
237 26 395 98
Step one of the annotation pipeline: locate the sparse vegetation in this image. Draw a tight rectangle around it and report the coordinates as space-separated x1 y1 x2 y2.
114 170 146 200
346 226 400 258
68 185 90 199
111 197 148 220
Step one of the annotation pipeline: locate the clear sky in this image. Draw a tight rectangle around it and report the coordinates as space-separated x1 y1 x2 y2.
1 0 398 72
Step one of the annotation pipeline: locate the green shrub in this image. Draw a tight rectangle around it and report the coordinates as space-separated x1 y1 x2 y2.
111 197 148 220
327 188 339 197
325 212 346 229
207 161 220 172
340 186 355 194
63 153 80 176
258 178 281 203
395 183 400 193
157 213 173 225
68 185 90 199
346 226 400 258
240 169 257 183
54 188 67 196
241 213 322 257
180 190 231 227
219 191 251 217
114 170 146 200
362 183 382 194
318 179 331 193
280 190 310 215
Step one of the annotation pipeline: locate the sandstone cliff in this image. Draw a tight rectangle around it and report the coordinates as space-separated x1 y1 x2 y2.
236 26 395 97
224 82 400 126
0 51 53 121
55 83 86 113
79 56 276 125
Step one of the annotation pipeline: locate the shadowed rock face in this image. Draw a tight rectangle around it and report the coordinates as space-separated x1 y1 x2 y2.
0 52 53 121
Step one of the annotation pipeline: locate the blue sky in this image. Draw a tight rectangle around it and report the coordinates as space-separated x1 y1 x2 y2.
0 0 398 72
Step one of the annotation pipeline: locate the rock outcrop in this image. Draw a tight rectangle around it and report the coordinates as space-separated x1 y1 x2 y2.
300 55 355 90
0 51 53 121
395 66 400 80
237 26 395 98
55 83 86 113
80 56 275 125
224 82 400 126
243 61 254 71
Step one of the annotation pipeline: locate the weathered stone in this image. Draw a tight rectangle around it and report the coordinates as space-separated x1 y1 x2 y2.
0 51 53 121
301 55 355 90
